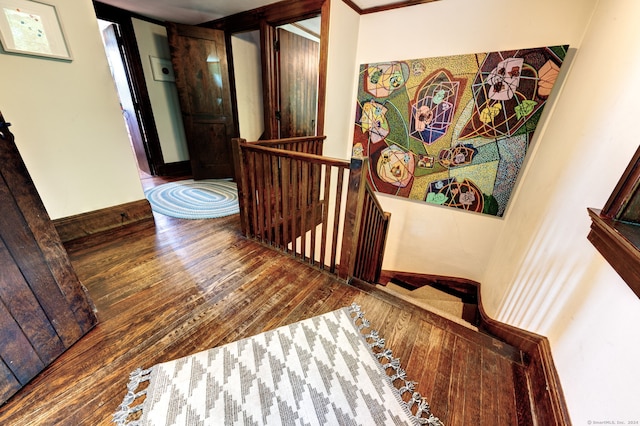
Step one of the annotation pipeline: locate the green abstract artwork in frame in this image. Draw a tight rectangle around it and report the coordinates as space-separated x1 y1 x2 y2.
353 46 569 216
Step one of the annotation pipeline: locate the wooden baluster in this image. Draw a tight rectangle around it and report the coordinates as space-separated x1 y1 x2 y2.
263 154 275 245
300 161 309 261
319 164 332 270
282 157 291 253
330 166 346 273
231 138 249 235
271 155 282 248
309 162 320 266
247 151 259 238
291 160 299 256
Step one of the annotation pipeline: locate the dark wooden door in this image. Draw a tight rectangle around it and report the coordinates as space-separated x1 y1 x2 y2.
102 23 151 175
167 23 236 180
277 28 319 138
0 114 97 404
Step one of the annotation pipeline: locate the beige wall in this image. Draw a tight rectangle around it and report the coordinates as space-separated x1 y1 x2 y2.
326 0 640 421
352 0 597 281
131 18 188 163
0 0 144 219
231 30 264 141
323 0 361 159
484 0 640 422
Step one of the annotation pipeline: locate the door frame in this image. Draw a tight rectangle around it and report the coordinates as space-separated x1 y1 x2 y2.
93 2 166 175
202 0 328 140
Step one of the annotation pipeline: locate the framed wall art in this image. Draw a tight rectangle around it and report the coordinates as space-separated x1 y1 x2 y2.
0 0 72 60
353 46 569 217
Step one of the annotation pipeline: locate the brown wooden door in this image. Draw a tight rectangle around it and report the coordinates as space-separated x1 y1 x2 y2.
0 114 97 404
277 28 320 138
167 23 236 180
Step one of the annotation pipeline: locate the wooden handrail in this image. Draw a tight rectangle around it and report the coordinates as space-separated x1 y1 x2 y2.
248 136 326 155
232 136 391 283
249 135 327 146
240 143 349 168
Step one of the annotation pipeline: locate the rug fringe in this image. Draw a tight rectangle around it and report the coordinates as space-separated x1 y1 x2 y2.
112 367 153 426
348 303 445 426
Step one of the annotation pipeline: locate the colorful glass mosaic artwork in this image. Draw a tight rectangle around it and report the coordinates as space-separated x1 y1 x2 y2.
353 46 569 216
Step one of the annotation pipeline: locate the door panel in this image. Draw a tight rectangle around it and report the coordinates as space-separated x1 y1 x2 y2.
0 240 65 365
190 122 233 178
0 177 83 347
0 299 45 384
167 23 236 180
0 114 97 404
277 28 319 138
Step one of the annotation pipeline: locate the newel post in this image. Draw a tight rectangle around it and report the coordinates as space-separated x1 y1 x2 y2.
231 138 249 235
338 157 368 280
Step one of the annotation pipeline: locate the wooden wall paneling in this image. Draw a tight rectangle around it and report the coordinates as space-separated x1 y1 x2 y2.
0 298 44 385
0 122 97 332
261 22 279 139
0 115 97 404
0 358 20 404
0 239 65 365
0 176 83 348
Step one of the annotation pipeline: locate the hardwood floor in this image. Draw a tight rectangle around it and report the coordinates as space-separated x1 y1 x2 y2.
0 211 530 425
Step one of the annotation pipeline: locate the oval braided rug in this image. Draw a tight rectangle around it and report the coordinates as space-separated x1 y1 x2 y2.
145 179 239 219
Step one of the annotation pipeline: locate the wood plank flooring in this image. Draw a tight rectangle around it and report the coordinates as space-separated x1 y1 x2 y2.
0 210 530 425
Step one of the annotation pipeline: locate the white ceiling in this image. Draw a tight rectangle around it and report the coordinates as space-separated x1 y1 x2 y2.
97 0 410 25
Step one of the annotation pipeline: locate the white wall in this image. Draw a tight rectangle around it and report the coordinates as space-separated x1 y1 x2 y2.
131 18 188 163
351 0 597 280
484 0 640 422
323 0 361 159
331 0 640 422
0 0 144 219
231 31 264 141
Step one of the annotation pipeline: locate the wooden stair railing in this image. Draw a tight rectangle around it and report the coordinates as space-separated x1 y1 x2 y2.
232 137 390 282
338 157 391 283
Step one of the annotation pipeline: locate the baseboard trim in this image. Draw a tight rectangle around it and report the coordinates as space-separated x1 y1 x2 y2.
477 295 572 426
53 199 154 243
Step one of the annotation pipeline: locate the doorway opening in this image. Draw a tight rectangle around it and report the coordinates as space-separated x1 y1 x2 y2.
275 17 321 139
229 15 321 142
98 19 153 176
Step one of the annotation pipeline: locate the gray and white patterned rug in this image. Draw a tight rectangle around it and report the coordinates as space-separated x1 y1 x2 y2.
145 179 239 219
113 304 443 426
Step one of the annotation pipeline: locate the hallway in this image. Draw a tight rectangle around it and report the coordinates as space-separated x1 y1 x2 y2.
0 212 528 425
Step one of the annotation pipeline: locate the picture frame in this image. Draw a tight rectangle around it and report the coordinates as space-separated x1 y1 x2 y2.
0 0 72 60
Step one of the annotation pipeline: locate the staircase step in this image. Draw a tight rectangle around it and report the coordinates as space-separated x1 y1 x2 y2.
376 283 478 331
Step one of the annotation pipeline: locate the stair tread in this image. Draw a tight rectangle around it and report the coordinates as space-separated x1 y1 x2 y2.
376 283 478 331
